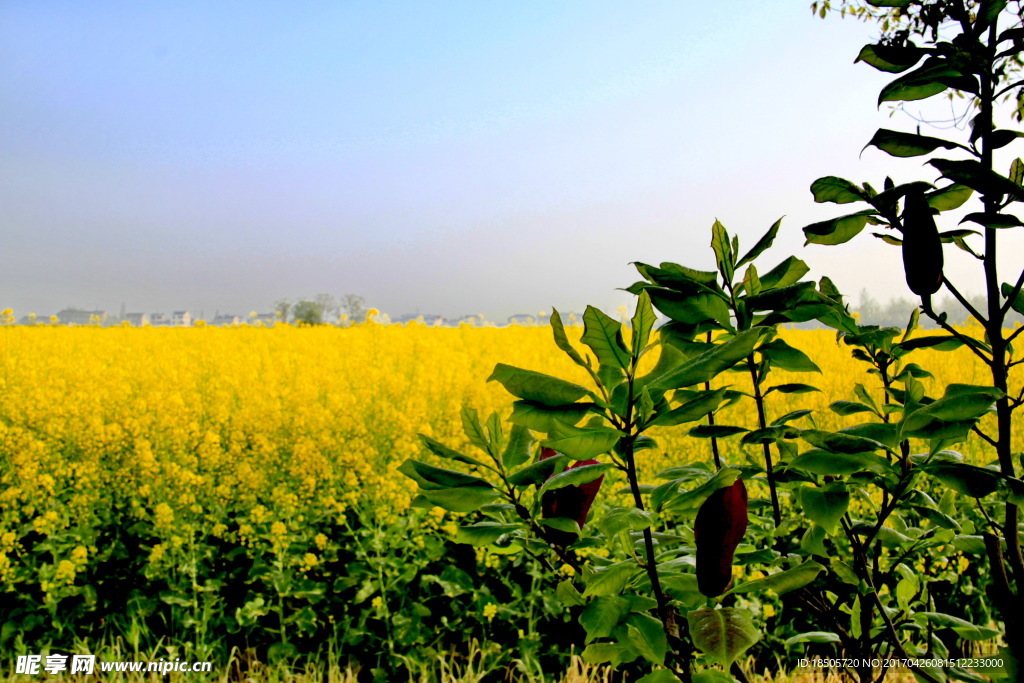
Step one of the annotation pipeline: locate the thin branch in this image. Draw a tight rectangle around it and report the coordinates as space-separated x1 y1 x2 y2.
921 301 991 365
943 275 988 325
972 424 999 449
1000 268 1024 318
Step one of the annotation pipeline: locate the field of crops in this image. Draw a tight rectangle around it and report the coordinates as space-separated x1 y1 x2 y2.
0 320 1015 681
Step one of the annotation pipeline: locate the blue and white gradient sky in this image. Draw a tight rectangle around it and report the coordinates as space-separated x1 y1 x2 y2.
4 2 1020 319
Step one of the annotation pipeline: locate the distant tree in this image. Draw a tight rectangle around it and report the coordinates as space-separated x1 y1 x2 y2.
293 299 324 325
340 294 366 323
313 293 338 323
274 299 292 323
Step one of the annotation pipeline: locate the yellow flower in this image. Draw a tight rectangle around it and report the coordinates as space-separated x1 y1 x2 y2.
371 595 384 610
763 604 776 618
71 545 88 565
54 559 76 582
314 533 328 549
483 603 498 622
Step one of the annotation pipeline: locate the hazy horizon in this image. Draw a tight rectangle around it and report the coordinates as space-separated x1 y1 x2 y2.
5 3 1023 321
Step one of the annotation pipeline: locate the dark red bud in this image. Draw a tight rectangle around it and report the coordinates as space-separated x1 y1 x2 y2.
538 448 604 545
694 479 748 597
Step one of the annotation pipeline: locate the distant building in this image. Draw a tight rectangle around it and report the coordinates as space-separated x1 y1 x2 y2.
210 314 241 326
124 313 149 327
56 309 109 326
170 311 192 327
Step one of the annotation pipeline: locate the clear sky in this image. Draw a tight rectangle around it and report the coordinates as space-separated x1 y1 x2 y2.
3 2 1020 320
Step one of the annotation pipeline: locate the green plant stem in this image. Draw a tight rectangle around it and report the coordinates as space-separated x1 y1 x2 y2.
746 355 781 527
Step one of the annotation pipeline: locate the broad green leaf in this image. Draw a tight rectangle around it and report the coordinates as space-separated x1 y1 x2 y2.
759 255 811 290
711 219 735 281
687 607 759 669
461 406 491 455
658 467 741 513
865 128 960 157
913 612 1001 641
597 507 654 537
538 463 612 497
540 517 581 536
508 454 567 487
689 424 749 439
637 671 684 683
897 335 964 352
1011 157 1024 186
772 409 814 425
651 327 765 392
796 484 849 535
647 288 732 329
550 308 588 367
583 562 636 598
745 281 821 313
829 400 875 416
542 426 621 461
802 210 877 246
737 217 783 268
800 429 888 454
488 363 590 407
582 305 631 371
411 487 499 513
758 339 821 373
766 383 821 395
556 580 586 607
633 261 719 289
953 535 987 555
648 388 729 427
580 596 631 642
455 523 521 547
784 631 842 646
1004 282 1024 315
929 158 1024 202
801 525 828 556
508 400 593 432
878 59 978 104
961 212 1024 229
926 183 973 211
635 339 688 393
501 423 534 470
626 613 668 665
399 459 494 491
855 42 924 73
691 673 736 683
418 434 490 469
631 290 657 354
836 423 900 451
921 462 1001 498
741 425 799 445
789 449 894 476
730 560 825 596
810 176 866 204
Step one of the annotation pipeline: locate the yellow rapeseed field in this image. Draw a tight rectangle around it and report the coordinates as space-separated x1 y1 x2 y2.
0 319 1017 601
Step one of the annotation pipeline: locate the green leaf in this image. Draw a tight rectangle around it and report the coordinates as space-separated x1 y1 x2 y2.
418 434 490 469
759 256 811 290
789 449 894 476
921 462 1001 498
866 128 960 157
1011 157 1024 186
796 484 849 535
897 335 964 352
580 596 631 642
631 290 657 354
879 59 978 104
411 487 499 513
766 383 820 395
737 217 783 268
758 339 821 373
508 400 593 432
691 673 736 683
651 327 765 392
658 467 741 513
960 212 1024 229
597 507 655 537
689 424 749 439
647 288 732 329
730 560 825 596
926 183 973 211
648 388 729 428
488 363 590 407
556 580 586 607
581 642 630 666
501 424 534 470
583 562 636 598
508 454 567 487
398 459 494 491
802 210 877 246
687 607 759 669
829 400 875 416
929 158 1024 202
637 672 684 683
810 176 867 204
772 409 814 426
582 305 632 371
538 463 612 498
626 613 668 665
1003 282 1024 315
800 429 889 454
914 612 1001 641
711 219 735 282
455 523 521 547
784 631 842 646
855 42 924 73
741 425 799 445
542 426 621 461
461 406 491 455
550 308 588 367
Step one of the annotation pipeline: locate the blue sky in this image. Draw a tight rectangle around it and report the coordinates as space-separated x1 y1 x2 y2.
2 2 1013 319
